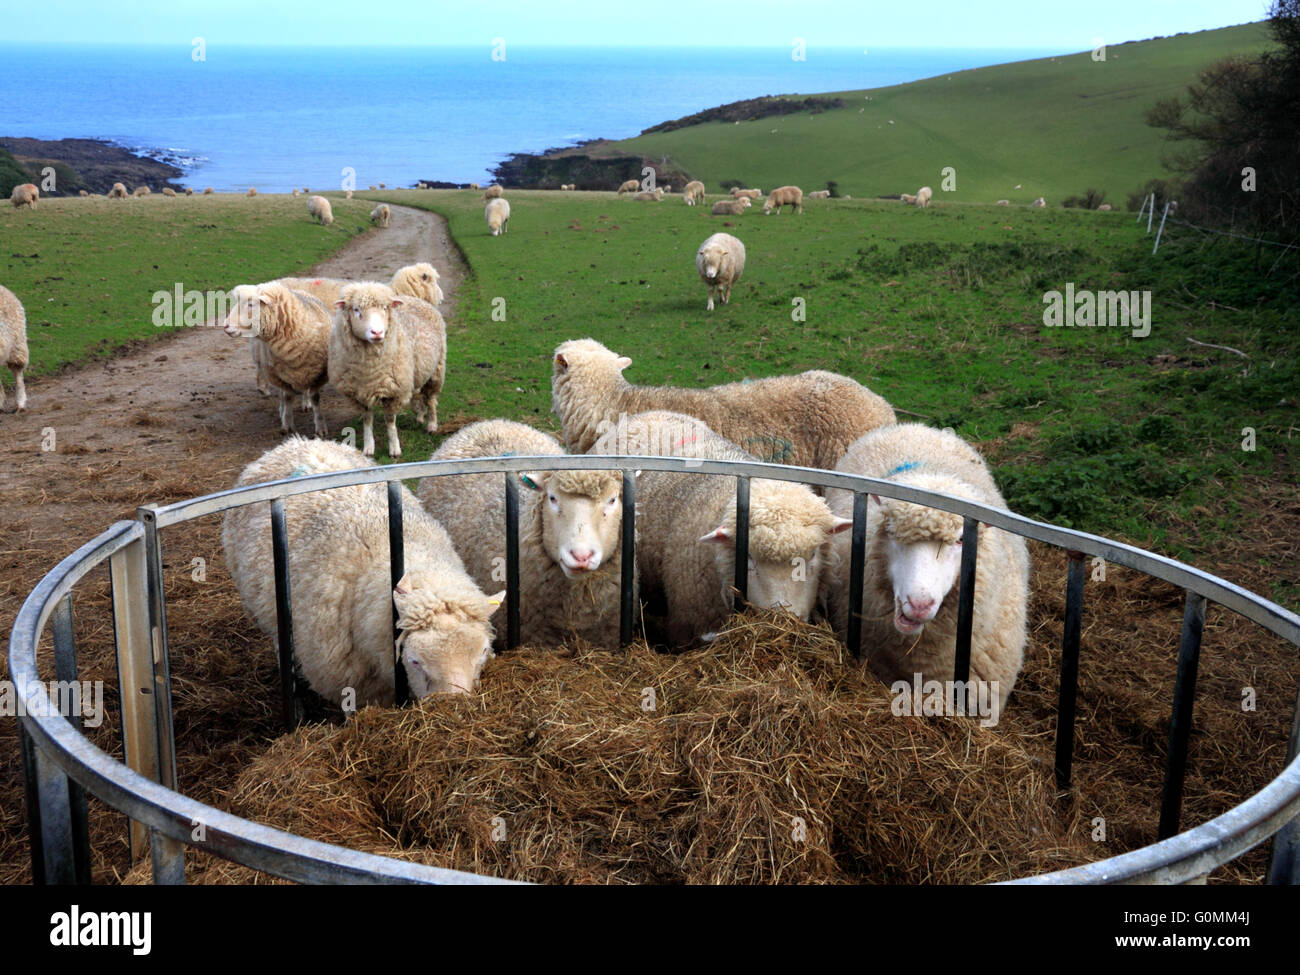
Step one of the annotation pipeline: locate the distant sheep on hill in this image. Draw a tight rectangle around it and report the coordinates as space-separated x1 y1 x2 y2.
710 198 750 216
483 184 504 200
915 186 932 208
763 185 802 214
133 186 151 197
485 198 511 235
307 195 334 225
370 203 391 227
684 180 705 205
247 187 258 197
806 190 830 199
617 179 640 195
9 184 38 210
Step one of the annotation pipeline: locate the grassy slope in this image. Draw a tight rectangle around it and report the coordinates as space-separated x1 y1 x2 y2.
590 23 1273 203
365 188 1296 606
0 194 375 374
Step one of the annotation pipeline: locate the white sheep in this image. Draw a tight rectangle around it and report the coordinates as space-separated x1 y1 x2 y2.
162 187 177 198
328 281 445 458
710 197 751 216
370 203 391 227
1098 203 1113 211
10 184 38 209
222 437 503 704
900 193 917 204
482 184 504 200
1032 196 1046 208
617 179 640 195
0 285 29 411
995 200 1010 206
247 187 258 197
222 282 332 436
203 187 214 195
276 263 443 309
485 197 510 235
551 338 897 469
806 190 831 199
730 188 762 200
306 195 333 225
632 188 664 201
696 232 745 311
589 411 850 647
418 419 631 651
915 186 932 208
469 182 481 190
133 186 151 197
763 185 803 214
184 187 194 196
292 188 301 197
684 180 706 206
821 423 1029 708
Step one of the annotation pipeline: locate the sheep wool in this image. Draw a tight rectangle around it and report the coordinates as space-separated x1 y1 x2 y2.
370 203 390 228
695 232 746 311
0 284 29 411
485 197 510 235
552 337 896 470
306 195 333 226
763 185 803 214
684 180 706 206
9 183 38 210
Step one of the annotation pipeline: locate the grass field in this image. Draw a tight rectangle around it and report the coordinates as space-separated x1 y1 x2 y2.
586 23 1273 204
358 188 1297 605
0 194 376 374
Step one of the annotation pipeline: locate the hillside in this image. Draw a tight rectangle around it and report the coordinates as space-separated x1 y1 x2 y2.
576 23 1273 203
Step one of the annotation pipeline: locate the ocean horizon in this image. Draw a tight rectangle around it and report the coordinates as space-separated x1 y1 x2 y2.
1 43 1072 191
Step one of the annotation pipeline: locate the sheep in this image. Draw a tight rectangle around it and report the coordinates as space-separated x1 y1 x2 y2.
684 180 706 205
485 197 510 235
132 186 151 197
222 283 332 436
78 189 88 197
589 411 850 647
292 188 300 197
303 187 310 194
1098 203 1113 211
469 182 481 190
276 263 443 309
806 190 831 199
730 188 762 200
162 187 176 198
184 187 194 196
617 179 640 195
632 188 664 201
378 182 386 189
1032 196 1046 208
247 187 258 197
328 281 446 458
306 195 334 225
370 203 391 228
821 423 1029 709
900 193 917 204
710 198 751 216
560 183 575 191
763 185 803 214
418 420 631 651
10 184 38 209
203 187 214 195
551 338 897 470
915 186 933 208
0 285 29 411
109 182 128 198
995 199 1010 206
663 184 672 193
482 184 504 200
696 232 745 311
222 437 503 704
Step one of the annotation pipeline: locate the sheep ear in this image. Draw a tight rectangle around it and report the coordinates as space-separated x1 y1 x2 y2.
827 517 853 535
699 526 731 544
616 356 632 370
333 299 346 309
554 353 568 371
394 580 410 596
486 590 506 615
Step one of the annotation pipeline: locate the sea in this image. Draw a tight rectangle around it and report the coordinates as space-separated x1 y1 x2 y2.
0 43 1068 191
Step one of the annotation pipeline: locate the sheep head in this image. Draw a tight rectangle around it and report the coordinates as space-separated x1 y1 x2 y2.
335 283 402 343
222 284 264 338
394 570 504 696
521 468 626 577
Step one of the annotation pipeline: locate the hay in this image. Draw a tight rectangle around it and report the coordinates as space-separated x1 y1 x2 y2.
134 610 1096 885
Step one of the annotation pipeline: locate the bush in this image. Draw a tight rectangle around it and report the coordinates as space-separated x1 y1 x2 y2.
1126 178 1180 213
1062 188 1107 209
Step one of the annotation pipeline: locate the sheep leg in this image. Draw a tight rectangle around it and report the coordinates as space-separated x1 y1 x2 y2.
706 287 716 312
13 369 24 411
310 390 327 438
384 406 401 458
423 384 438 433
278 390 295 433
722 283 731 305
362 408 376 456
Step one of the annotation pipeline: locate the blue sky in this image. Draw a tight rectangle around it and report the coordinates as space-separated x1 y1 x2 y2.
5 0 1269 47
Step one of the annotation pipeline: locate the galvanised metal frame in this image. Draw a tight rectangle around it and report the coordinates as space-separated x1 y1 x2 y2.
10 455 1300 886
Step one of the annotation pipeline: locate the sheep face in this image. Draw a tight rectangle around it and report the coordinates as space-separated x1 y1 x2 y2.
394 571 504 696
335 294 402 343
523 470 625 577
873 496 964 634
222 285 264 338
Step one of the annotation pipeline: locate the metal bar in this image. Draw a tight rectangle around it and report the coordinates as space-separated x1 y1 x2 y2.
109 534 161 863
270 498 300 730
1055 552 1086 792
1153 201 1171 255
1159 592 1207 839
138 508 177 791
504 473 520 650
1147 195 1155 234
50 594 91 884
733 476 750 609
387 481 408 706
619 471 635 647
1267 678 1300 884
1136 193 1149 223
17 722 45 884
150 828 186 885
953 517 979 686
846 492 868 660
33 743 77 884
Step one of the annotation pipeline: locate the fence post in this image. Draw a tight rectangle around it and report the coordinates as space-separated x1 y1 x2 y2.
387 481 408 705
50 595 91 883
953 518 979 686
270 498 300 730
1055 552 1086 792
846 492 868 661
1153 202 1171 254
619 470 636 647
1158 591 1206 839
733 476 750 609
505 473 521 650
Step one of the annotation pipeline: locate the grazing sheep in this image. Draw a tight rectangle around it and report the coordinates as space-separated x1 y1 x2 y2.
900 193 917 205
328 281 446 458
109 182 128 198
560 183 575 191
1032 196 1046 208
418 419 632 651
0 285 29 411
822 423 1029 709
9 184 38 209
632 188 664 201
730 188 762 200
222 437 503 705
710 198 751 216
763 185 803 214
915 186 933 208
161 187 176 198
552 338 897 469
132 186 151 197
306 195 334 226
469 182 480 190
684 180 706 206
247 187 258 197
222 283 332 436
995 200 1010 206
617 179 640 195
1098 203 1113 211
590 411 850 647
277 263 443 309
482 184 504 200
485 197 510 235
184 187 194 196
806 190 831 199
696 232 746 311
203 187 214 195
370 203 391 227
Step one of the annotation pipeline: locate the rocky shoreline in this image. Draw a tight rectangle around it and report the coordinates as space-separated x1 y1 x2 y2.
0 137 185 195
